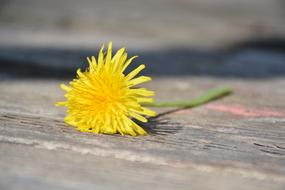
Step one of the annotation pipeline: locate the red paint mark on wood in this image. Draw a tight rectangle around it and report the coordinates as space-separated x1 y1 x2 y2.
206 103 285 117
174 109 191 115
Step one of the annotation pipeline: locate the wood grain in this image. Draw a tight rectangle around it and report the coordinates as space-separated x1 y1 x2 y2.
1 0 285 189
1 78 285 189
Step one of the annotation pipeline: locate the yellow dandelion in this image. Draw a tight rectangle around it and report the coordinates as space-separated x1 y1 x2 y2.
56 42 156 136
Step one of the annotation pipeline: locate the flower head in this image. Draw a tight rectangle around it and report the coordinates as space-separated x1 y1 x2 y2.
56 42 156 136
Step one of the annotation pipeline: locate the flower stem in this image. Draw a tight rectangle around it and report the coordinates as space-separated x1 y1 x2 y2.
145 86 232 108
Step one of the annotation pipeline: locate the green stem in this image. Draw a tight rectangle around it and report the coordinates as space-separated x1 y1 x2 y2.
144 86 232 108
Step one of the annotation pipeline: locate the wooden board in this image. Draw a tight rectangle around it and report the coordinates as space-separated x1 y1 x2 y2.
1 0 285 189
1 78 285 190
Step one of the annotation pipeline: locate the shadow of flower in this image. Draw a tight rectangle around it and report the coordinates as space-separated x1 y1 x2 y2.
139 117 183 136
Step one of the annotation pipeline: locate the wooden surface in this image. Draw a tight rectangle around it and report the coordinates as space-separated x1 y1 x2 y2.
1 78 285 190
1 0 285 189
0 0 285 49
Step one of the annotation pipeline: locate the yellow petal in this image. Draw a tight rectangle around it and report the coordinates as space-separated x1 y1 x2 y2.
87 56 97 66
131 88 155 97
60 84 71 92
141 107 157 116
131 107 156 117
128 76 151 87
122 56 138 72
55 101 66 106
87 56 97 72
97 45 105 69
137 97 154 103
76 69 85 78
126 64 145 80
130 121 147 135
129 112 147 123
122 116 138 136
105 42 113 66
118 53 128 71
112 48 125 62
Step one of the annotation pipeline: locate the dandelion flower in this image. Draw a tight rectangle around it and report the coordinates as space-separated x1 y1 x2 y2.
56 42 156 136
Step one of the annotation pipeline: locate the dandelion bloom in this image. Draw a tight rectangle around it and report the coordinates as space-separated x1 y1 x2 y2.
56 42 156 136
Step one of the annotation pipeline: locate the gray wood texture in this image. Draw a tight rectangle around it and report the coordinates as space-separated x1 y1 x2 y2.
1 0 285 189
1 78 285 190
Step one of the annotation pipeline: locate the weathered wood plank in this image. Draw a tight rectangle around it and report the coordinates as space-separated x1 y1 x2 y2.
1 0 285 49
1 142 284 190
1 78 285 189
1 0 285 189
